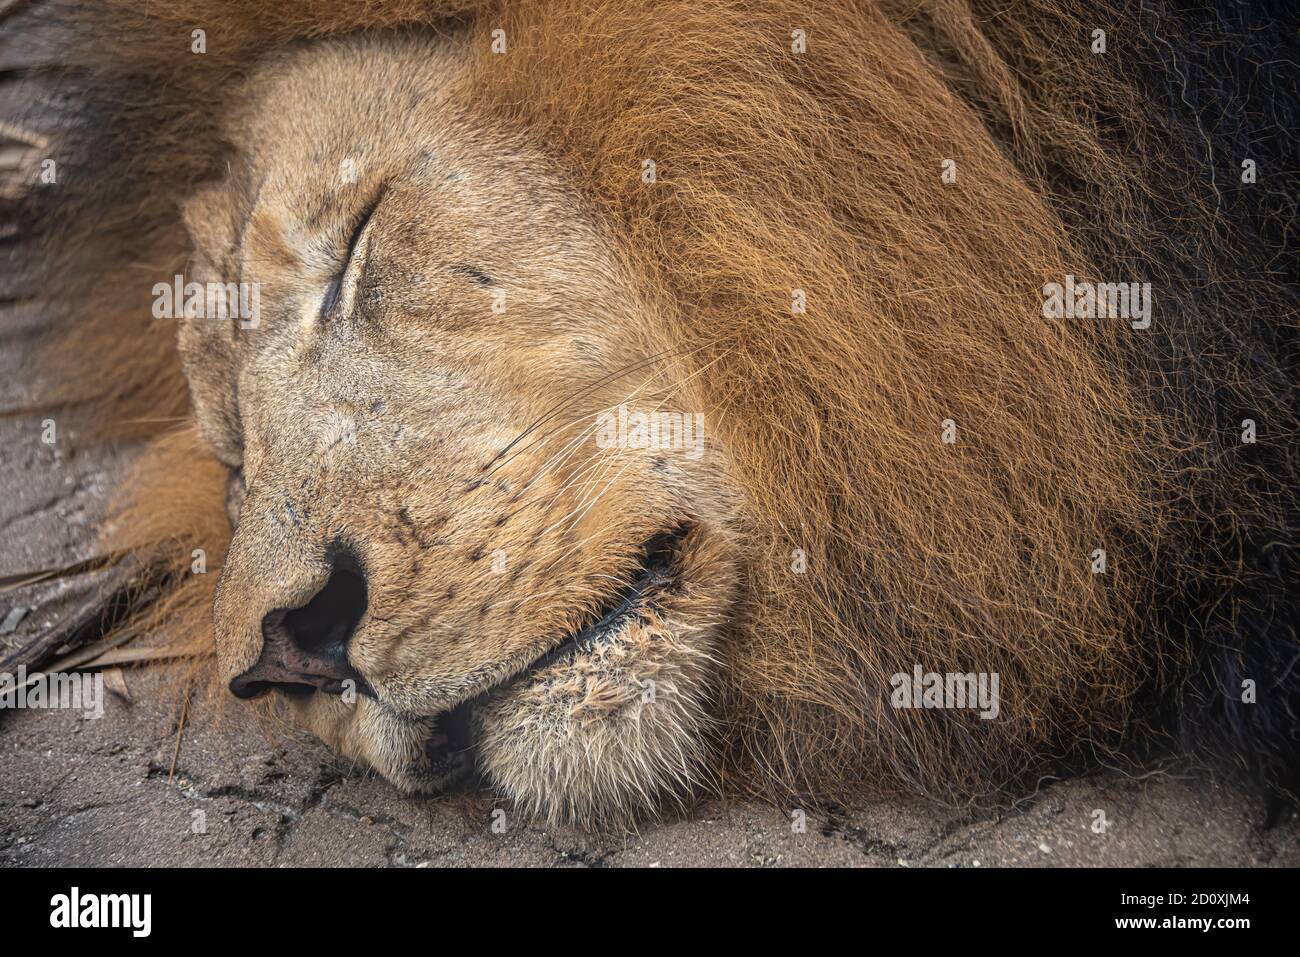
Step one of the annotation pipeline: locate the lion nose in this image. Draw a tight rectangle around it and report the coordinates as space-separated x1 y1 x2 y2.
228 553 371 700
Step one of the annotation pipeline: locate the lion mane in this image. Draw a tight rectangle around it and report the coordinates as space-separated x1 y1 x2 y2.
17 0 1298 808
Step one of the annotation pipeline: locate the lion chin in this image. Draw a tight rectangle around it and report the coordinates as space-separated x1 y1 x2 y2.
472 527 732 825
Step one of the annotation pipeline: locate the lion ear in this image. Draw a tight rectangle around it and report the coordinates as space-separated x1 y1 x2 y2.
177 178 246 470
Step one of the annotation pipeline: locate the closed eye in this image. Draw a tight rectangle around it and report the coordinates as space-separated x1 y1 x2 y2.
448 263 495 288
319 274 344 319
320 190 385 322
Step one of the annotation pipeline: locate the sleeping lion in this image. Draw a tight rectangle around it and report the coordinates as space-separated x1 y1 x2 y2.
19 0 1298 825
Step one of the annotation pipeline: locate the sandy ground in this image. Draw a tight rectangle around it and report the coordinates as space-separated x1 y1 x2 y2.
2 1 1297 868
3 678 1298 867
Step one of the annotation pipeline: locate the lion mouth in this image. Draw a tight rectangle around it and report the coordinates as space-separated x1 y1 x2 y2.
511 524 690 678
422 522 693 776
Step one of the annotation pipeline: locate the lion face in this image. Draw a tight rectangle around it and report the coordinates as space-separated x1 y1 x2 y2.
180 37 741 823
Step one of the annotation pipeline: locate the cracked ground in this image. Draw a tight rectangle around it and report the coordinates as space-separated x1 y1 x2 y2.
3 677 1298 867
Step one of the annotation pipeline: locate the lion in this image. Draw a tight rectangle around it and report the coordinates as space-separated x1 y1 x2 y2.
15 0 1298 826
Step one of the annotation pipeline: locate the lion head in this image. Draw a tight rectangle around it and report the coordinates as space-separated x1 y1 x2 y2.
170 18 1154 824
180 37 741 822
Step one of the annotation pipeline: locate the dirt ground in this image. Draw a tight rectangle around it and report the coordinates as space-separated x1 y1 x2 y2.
2 675 1297 867
2 1 1297 869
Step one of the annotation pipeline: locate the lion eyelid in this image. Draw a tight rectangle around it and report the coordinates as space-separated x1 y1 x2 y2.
448 263 495 288
321 192 383 323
